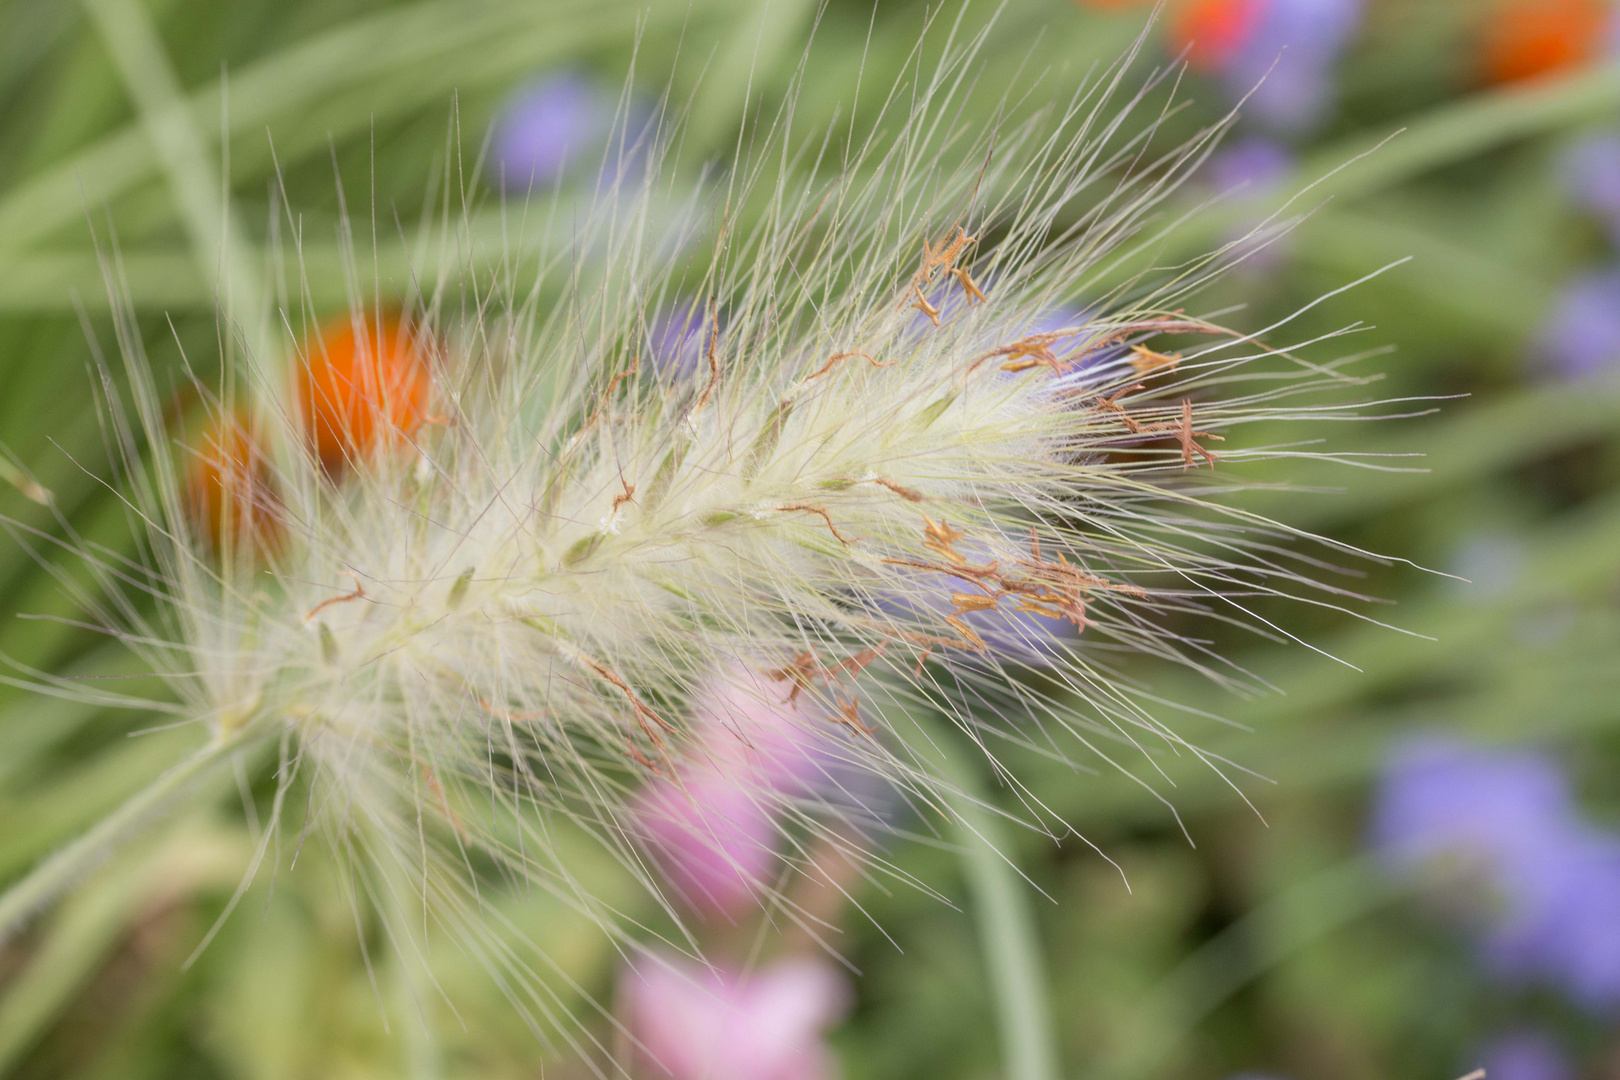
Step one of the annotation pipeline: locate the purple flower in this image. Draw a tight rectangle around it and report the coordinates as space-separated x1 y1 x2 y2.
491 72 605 190
1204 136 1296 273
1534 268 1620 380
1373 737 1620 1012
1208 136 1294 198
1372 737 1576 883
1221 0 1365 133
620 953 851 1080
647 301 719 379
1561 134 1620 244
1474 1030 1574 1080
1485 830 1620 1011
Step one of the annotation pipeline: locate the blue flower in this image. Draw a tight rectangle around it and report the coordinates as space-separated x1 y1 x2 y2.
491 72 608 190
646 301 719 379
1534 268 1620 380
1474 1030 1573 1080
1560 133 1620 245
1373 737 1620 1012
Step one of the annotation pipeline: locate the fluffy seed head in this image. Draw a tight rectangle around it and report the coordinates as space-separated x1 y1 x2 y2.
56 28 1398 1047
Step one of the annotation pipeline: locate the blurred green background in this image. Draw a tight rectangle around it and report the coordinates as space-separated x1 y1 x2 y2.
1 0 1619 1077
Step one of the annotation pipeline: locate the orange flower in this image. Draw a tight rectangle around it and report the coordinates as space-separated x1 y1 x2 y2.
185 411 283 555
1170 0 1264 70
297 315 432 471
1480 0 1610 85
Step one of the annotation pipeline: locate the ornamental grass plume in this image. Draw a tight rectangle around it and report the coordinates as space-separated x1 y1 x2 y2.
0 24 1400 1051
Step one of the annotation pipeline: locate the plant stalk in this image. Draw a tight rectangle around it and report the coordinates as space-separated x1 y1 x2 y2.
0 727 252 942
909 713 1063 1080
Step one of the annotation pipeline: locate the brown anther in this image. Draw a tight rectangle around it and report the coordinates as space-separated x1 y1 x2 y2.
767 650 821 702
951 267 986 304
625 738 665 775
943 614 985 650
804 350 896 383
833 697 874 736
872 476 925 502
420 765 468 840
920 226 976 280
1129 345 1181 376
776 503 857 545
305 579 366 622
914 227 976 293
692 301 722 416
914 647 933 677
978 332 1068 378
1178 398 1224 469
1093 384 1170 435
922 516 968 564
911 286 942 328
581 656 674 747
612 479 636 512
950 592 1001 614
833 645 887 680
586 357 642 430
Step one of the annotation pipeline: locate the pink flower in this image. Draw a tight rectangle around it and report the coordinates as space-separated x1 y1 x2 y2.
634 766 778 916
621 953 851 1080
688 663 828 793
632 664 831 917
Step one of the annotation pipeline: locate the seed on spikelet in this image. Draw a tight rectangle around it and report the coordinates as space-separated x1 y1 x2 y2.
183 411 282 554
296 313 432 471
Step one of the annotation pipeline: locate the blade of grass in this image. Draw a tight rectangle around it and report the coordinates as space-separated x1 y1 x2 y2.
0 722 258 942
1237 377 1620 532
83 0 271 364
0 820 248 1073
1100 853 1401 1080
1155 63 1620 268
0 0 715 255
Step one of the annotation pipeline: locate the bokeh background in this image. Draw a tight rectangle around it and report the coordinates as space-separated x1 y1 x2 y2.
1 0 1619 1078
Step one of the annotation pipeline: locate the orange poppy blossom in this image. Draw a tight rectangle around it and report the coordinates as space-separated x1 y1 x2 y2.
184 410 283 555
296 314 434 472
1480 0 1611 86
1170 0 1265 70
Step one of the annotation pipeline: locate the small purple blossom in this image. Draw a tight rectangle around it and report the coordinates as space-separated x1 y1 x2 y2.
1373 736 1620 1012
1474 1030 1574 1080
1205 136 1296 273
620 953 851 1080
1485 830 1620 1011
648 301 718 379
1220 0 1366 133
1534 268 1620 380
491 72 606 190
1208 136 1294 198
1372 736 1575 881
1561 133 1620 244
